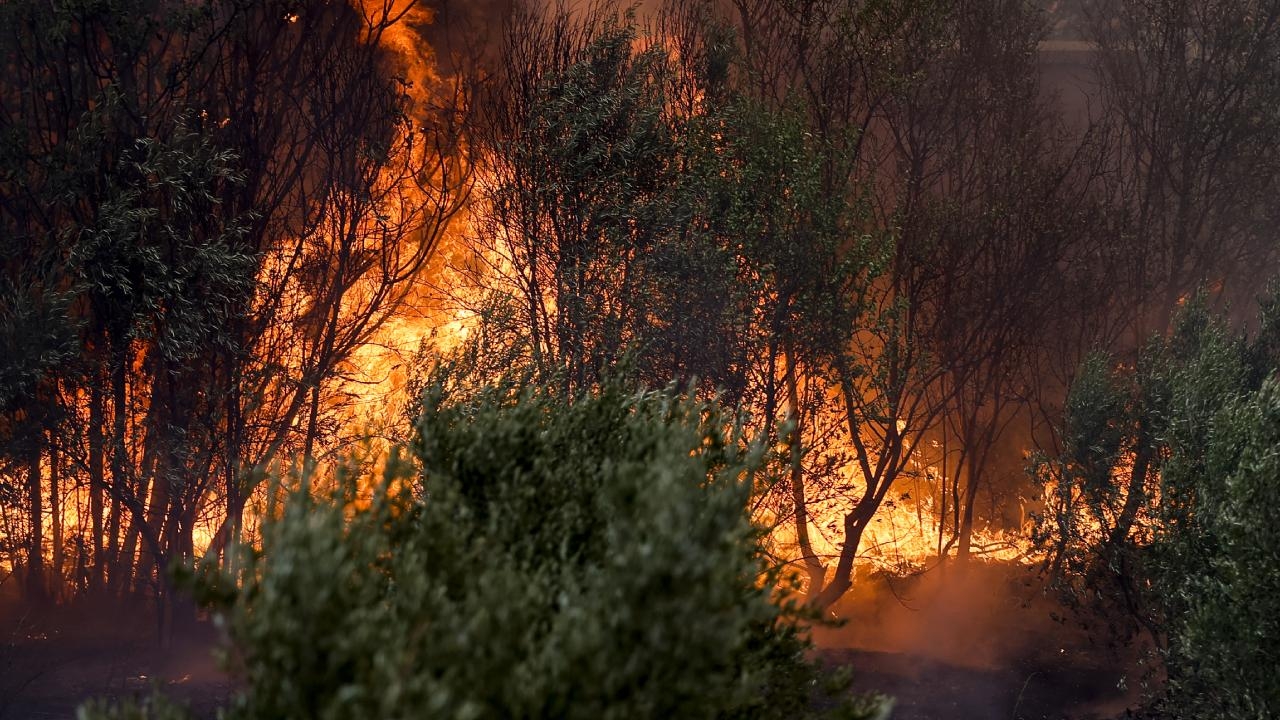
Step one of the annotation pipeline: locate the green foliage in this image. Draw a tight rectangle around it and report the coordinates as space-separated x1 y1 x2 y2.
1153 383 1280 719
170 373 888 720
680 94 878 373
1030 352 1129 584
1034 293 1280 717
480 13 681 392
0 275 79 419
76 689 194 720
76 118 251 344
475 8 878 407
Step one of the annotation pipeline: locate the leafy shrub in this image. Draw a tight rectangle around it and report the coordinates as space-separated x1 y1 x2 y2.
1153 379 1280 719
89 373 887 720
76 690 192 720
1034 295 1280 718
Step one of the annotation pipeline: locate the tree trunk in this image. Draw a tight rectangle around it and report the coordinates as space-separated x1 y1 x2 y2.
955 462 980 564
50 438 63 601
955 409 1005 563
811 511 871 610
164 505 198 646
1104 442 1153 557
26 447 45 604
107 354 127 595
784 348 826 597
224 380 243 572
955 433 982 563
89 379 105 594
303 380 322 467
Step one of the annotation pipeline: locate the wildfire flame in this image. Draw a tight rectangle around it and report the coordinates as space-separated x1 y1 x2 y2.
6 1 1061 596
314 2 1048 580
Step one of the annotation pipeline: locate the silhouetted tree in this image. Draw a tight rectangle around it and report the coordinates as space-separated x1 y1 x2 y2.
0 0 468 621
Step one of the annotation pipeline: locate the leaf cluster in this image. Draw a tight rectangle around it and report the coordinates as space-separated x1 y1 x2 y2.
1033 290 1280 717
145 373 889 720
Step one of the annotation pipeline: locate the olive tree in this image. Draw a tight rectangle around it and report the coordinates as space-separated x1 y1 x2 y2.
1033 292 1280 717
86 371 892 719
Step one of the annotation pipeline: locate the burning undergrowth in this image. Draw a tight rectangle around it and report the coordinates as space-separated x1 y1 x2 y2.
2 0 1280 718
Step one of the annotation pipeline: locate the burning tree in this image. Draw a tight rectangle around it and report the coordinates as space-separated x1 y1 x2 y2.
1034 294 1280 717
1088 0 1280 337
176 371 889 720
1 2 1278 715
456 2 893 605
0 0 468 628
715 0 1091 604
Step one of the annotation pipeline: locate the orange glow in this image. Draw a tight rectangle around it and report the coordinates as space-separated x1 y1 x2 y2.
328 0 476 439
769 451 1039 586
0 5 1064 604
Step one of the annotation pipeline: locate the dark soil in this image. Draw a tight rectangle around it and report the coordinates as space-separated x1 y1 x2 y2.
813 562 1152 720
0 602 231 720
0 562 1150 719
828 647 1135 720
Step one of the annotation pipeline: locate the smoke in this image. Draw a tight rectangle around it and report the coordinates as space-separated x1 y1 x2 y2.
421 0 666 67
815 564 1056 670
813 563 1148 718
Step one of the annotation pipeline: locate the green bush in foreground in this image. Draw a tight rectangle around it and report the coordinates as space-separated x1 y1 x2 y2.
1154 377 1280 719
1036 296 1280 719
88 375 888 719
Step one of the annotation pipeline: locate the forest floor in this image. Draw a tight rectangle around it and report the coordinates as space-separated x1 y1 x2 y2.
815 562 1152 720
829 647 1138 720
0 562 1149 719
0 600 231 720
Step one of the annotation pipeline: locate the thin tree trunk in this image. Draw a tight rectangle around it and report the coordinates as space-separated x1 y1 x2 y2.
955 457 980 564
107 354 127 596
166 503 197 644
132 442 169 597
937 427 948 557
26 447 45 604
956 422 982 563
1104 442 1153 556
812 511 871 609
303 381 322 466
225 378 243 572
89 379 105 594
784 348 826 597
50 438 63 601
